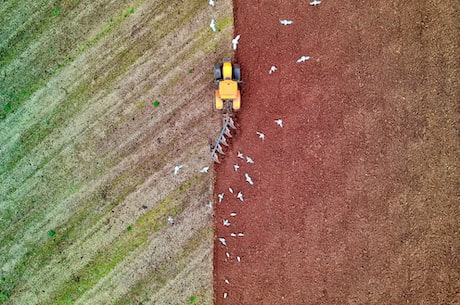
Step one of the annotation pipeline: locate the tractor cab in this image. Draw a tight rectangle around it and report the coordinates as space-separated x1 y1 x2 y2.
214 58 241 112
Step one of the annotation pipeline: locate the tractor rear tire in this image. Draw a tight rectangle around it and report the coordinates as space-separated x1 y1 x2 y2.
233 64 241 81
214 64 222 81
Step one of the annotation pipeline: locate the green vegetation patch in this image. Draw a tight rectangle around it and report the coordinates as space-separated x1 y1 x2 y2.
216 15 233 30
0 225 77 301
51 7 61 16
0 160 142 302
48 175 205 304
0 0 72 119
113 225 211 305
0 0 145 121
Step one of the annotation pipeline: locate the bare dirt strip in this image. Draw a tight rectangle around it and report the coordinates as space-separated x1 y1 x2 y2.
214 1 459 304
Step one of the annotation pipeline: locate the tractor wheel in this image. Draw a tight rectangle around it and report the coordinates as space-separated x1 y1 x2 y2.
214 64 222 81
233 64 241 81
215 90 223 111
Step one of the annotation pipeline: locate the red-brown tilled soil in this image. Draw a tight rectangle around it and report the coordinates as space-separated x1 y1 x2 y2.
214 1 459 304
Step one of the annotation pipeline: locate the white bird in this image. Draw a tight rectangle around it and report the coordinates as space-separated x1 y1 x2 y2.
226 252 230 258
256 131 265 141
218 237 227 246
230 212 237 217
229 187 233 193
234 163 240 172
237 191 244 202
246 156 254 164
237 151 244 159
232 34 240 51
167 216 174 224
224 292 228 299
200 166 209 173
245 173 254 185
223 219 230 226
225 279 230 284
238 233 245 237
230 233 237 237
174 164 183 176
218 193 224 203
210 18 216 32
209 0 215 7
274 119 283 128
280 20 294 25
309 0 321 6
205 201 213 209
269 66 278 74
236 256 241 262
296 55 311 63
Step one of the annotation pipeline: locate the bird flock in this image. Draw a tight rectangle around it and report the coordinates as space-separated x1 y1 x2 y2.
214 119 283 300
208 0 321 300
209 0 321 56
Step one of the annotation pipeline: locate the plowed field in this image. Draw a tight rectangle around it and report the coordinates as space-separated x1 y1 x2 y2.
214 1 459 304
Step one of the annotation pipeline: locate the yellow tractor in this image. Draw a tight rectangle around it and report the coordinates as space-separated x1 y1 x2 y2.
214 58 241 122
211 58 241 162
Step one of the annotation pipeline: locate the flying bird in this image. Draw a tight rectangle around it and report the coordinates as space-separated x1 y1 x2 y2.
245 173 254 185
223 219 230 226
232 34 241 51
234 163 240 172
218 237 227 246
309 0 321 5
237 151 244 159
200 166 209 173
209 0 215 7
296 55 311 63
246 156 254 164
167 216 174 224
237 191 244 202
280 19 294 25
174 164 183 176
218 193 224 203
269 65 278 74
210 18 216 32
274 119 283 128
256 131 265 141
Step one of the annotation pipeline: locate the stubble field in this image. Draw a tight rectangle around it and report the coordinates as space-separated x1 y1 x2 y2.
0 0 233 304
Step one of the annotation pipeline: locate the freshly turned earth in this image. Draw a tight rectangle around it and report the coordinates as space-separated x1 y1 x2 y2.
214 1 459 304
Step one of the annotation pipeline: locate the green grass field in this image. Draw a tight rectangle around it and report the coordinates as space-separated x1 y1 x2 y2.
0 0 233 304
